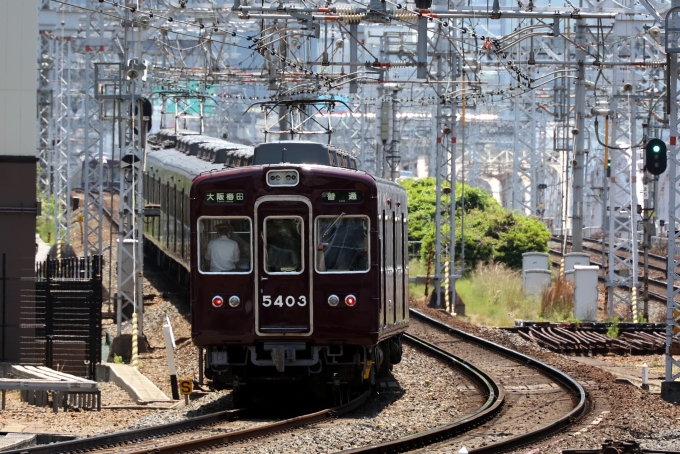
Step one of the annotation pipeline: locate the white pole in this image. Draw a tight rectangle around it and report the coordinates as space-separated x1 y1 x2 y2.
163 324 179 400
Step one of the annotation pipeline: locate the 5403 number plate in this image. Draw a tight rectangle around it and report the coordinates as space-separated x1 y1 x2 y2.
262 295 307 307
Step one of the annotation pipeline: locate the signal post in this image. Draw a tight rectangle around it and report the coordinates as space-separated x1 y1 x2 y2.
642 130 667 321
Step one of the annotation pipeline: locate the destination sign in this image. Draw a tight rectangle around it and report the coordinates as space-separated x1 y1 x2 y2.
204 191 245 204
321 190 363 204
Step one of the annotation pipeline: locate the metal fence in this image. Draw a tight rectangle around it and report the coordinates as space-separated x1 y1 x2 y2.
1 255 103 379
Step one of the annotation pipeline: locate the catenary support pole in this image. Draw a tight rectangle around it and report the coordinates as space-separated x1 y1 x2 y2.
571 18 586 252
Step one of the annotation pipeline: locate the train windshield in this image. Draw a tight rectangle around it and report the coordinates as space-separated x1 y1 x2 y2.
264 217 303 273
198 217 252 274
315 216 369 273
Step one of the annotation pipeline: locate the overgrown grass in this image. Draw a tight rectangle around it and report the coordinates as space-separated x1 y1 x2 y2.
408 259 581 326
540 276 574 320
455 262 541 327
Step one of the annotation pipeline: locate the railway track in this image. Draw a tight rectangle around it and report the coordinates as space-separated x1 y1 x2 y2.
7 311 586 453
397 309 588 454
551 235 672 284
5 390 371 454
547 247 669 305
6 332 497 453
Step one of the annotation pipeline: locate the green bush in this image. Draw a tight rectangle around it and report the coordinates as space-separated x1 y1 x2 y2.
400 177 550 270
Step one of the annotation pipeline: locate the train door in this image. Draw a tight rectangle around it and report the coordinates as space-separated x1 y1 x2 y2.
255 196 313 336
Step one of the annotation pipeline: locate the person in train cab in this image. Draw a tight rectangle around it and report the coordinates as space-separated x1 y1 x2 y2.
205 223 240 272
265 219 301 272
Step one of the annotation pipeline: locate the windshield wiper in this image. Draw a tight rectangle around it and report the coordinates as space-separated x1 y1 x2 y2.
322 212 346 239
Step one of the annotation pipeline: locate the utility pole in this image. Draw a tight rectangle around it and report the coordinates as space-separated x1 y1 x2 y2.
432 54 443 307
116 9 146 336
571 18 586 252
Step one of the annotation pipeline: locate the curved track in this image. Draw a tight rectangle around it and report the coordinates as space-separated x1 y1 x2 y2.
367 309 589 454
7 329 506 454
8 314 586 454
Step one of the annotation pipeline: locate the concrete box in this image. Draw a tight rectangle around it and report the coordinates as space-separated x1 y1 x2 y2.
564 252 590 272
523 269 551 297
522 252 549 276
573 265 599 321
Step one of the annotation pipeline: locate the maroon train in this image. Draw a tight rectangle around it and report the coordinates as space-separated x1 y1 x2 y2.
188 141 409 400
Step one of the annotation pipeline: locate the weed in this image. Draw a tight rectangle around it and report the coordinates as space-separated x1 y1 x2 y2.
540 276 574 320
113 355 124 364
636 312 647 323
606 319 620 339
455 261 540 326
650 244 667 256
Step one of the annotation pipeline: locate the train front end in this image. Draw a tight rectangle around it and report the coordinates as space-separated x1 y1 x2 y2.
190 164 386 397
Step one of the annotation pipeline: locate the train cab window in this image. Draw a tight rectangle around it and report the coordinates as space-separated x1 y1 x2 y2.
264 217 303 273
315 216 369 273
198 217 252 274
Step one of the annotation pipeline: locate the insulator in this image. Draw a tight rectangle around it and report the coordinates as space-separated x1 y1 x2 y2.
394 10 419 21
647 60 666 68
390 61 414 67
335 5 357 14
339 13 365 22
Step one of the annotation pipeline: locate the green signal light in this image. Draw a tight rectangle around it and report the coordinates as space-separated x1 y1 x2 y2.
653 145 661 153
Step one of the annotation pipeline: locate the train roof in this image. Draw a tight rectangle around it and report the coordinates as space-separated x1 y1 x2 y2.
147 130 357 179
147 147 222 186
253 141 357 169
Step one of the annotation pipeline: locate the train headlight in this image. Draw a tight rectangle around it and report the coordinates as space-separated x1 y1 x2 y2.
266 170 299 187
212 296 224 308
328 295 340 307
345 295 357 307
228 295 241 308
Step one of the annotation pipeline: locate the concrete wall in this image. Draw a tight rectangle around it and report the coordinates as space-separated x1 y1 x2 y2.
0 0 39 362
0 0 38 158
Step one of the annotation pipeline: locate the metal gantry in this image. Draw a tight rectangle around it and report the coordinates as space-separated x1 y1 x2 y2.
512 89 538 215
53 31 73 244
37 31 55 196
82 1 105 263
606 86 640 320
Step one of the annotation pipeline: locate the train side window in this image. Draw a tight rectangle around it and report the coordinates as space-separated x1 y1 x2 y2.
198 217 252 274
264 217 303 274
314 216 370 273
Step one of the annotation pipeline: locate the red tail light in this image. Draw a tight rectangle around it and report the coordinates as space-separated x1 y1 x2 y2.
345 295 356 307
212 296 224 307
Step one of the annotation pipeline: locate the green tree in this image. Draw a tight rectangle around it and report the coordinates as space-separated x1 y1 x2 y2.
399 177 550 270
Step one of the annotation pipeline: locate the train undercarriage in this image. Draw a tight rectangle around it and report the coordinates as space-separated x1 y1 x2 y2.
204 337 403 405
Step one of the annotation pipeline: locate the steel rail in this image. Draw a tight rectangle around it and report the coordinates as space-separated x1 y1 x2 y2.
123 388 372 453
552 235 670 273
7 390 370 454
365 309 588 454
3 407 249 454
339 333 505 454
113 333 503 453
